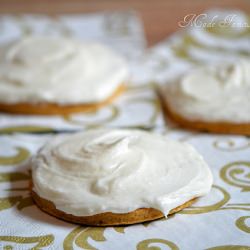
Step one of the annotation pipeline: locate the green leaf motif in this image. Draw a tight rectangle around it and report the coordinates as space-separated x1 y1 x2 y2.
220 161 250 192
64 227 105 250
0 125 53 134
0 234 54 250
0 172 30 182
206 246 250 250
236 216 250 234
75 227 106 250
63 226 125 250
0 147 30 166
113 227 125 233
63 227 84 250
180 184 250 214
0 196 22 211
17 196 34 210
0 195 34 212
180 185 230 214
63 105 119 128
137 238 179 250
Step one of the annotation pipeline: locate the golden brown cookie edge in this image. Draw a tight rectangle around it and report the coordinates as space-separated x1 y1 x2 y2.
160 93 250 135
0 84 125 115
31 190 196 226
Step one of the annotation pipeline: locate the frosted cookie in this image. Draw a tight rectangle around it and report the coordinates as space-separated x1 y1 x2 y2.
0 36 128 115
31 129 213 226
161 60 250 135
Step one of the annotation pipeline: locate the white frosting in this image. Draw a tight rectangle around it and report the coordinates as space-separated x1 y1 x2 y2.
32 129 213 217
163 59 250 123
0 36 129 104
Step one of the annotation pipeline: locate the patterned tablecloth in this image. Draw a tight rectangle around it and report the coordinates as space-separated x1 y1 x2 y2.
0 9 250 250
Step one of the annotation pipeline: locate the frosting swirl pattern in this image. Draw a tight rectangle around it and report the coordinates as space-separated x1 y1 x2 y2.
32 129 213 216
0 36 129 104
163 59 250 123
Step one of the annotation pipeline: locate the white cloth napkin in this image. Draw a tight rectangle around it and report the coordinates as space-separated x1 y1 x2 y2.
0 9 250 250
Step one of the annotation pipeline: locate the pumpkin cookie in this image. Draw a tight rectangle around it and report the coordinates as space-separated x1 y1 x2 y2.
31 129 212 226
0 84 125 115
161 60 250 135
31 190 196 226
0 36 128 115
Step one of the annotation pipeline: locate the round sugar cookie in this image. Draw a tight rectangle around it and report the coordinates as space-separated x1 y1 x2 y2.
31 129 212 225
161 60 250 135
0 36 128 115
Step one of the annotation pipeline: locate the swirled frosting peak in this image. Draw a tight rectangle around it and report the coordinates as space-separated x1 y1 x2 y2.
32 129 213 216
164 59 250 122
0 36 129 104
